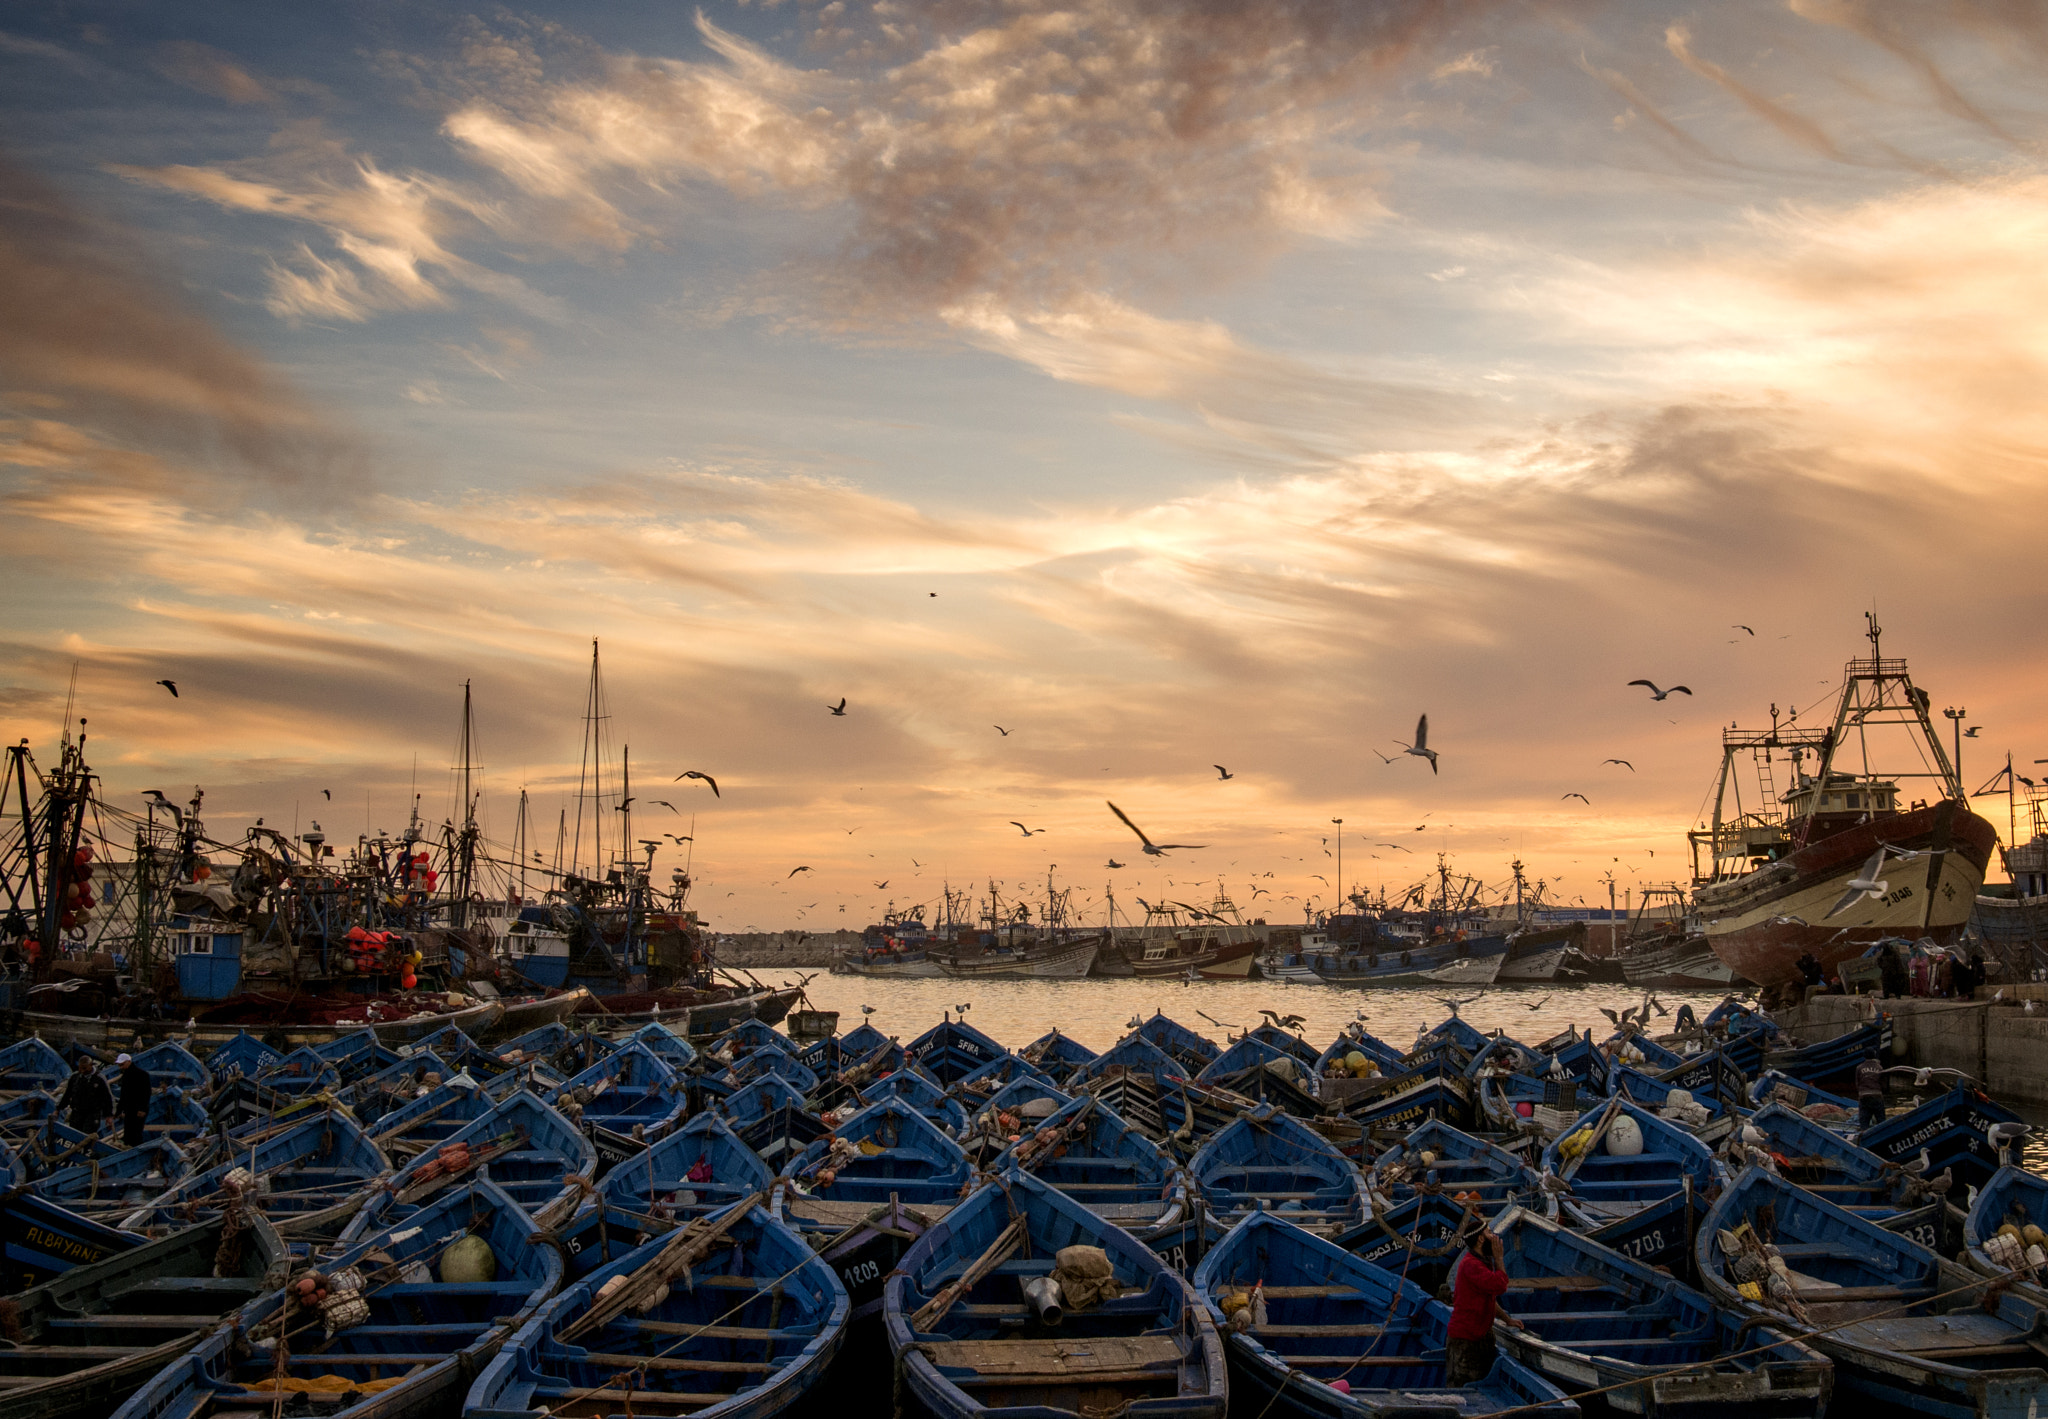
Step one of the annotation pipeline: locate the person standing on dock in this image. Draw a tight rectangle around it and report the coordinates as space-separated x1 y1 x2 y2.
58 1055 113 1135
115 1052 151 1147
1855 1051 1885 1129
1447 1229 1522 1384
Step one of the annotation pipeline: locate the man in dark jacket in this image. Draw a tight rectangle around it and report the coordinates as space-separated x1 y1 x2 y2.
58 1056 114 1133
1855 1051 1886 1130
115 1052 151 1146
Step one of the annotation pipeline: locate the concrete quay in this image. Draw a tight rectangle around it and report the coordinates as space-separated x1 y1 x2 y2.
1771 988 2048 1107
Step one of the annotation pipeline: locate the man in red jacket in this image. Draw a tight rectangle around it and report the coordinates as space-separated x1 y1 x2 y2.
1446 1229 1523 1385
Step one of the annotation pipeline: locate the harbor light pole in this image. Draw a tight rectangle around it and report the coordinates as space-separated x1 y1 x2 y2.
1943 706 1966 789
1331 819 1343 931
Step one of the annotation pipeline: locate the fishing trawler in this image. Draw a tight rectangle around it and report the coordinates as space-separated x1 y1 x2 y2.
1690 616 1996 986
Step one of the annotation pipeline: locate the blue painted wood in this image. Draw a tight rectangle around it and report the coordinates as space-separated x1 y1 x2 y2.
1742 1100 1905 1214
1859 1083 2025 1192
131 1107 389 1239
31 1135 188 1221
0 1037 70 1093
718 1044 820 1096
201 1029 287 1081
308 1027 407 1083
889 1166 1226 1419
128 1039 210 1093
1195 1034 1302 1086
993 1095 1198 1267
1190 1103 1368 1239
1764 1015 1891 1094
905 1018 1007 1085
949 1049 1052 1097
1492 1204 1831 1417
549 1042 690 1148
1964 1164 2048 1294
0 1189 141 1292
1368 1119 1539 1218
784 1097 970 1216
1020 1026 1098 1082
1747 1069 1858 1120
623 1019 700 1068
254 1045 344 1096
1194 1210 1575 1418
1315 1025 1407 1077
858 1066 970 1136
117 1177 562 1419
597 1109 774 1226
466 1200 844 1419
1068 1032 1190 1087
1342 1068 1476 1134
1134 1012 1222 1071
344 1089 595 1242
1540 1099 1725 1229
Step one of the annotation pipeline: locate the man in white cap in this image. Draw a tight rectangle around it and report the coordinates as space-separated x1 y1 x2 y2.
115 1052 152 1146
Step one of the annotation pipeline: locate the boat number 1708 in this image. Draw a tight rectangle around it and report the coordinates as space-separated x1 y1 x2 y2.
1614 1230 1665 1261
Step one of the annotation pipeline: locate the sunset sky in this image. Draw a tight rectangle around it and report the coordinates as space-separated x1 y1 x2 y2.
4 1 2046 931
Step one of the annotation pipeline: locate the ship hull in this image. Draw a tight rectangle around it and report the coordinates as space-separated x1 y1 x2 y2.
1621 939 1741 989
1119 938 1261 979
1699 800 1996 986
934 941 1100 978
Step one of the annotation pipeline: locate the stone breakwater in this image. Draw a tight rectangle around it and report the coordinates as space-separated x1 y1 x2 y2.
1773 986 2048 1107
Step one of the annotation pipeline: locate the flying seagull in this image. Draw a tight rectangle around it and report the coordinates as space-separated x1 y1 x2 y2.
874 880 889 889
828 698 847 716
1395 714 1438 773
1964 726 1982 738
1378 843 1413 852
1214 765 1234 781
1628 680 1692 702
156 679 179 697
1603 759 1634 771
1370 749 1396 764
1010 821 1046 837
675 770 721 797
141 790 184 826
788 865 812 878
1563 792 1590 804
650 800 678 812
994 726 1011 736
666 834 692 843
1107 801 1205 857
321 789 331 799
1732 625 1754 636
1824 848 1892 919
1106 859 1125 869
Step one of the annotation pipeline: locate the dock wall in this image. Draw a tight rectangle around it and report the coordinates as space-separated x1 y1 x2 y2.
1772 988 2048 1107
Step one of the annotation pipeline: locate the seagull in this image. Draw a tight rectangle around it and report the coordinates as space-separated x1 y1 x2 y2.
874 880 889 889
1964 726 1982 738
1824 848 1891 919
141 790 184 826
649 800 679 812
1378 843 1412 852
674 770 721 797
1395 714 1438 774
1525 995 1551 1011
320 788 331 799
1214 765 1234 781
155 679 179 697
994 726 1011 736
1009 822 1045 837
788 866 812 878
828 698 847 716
1106 859 1125 869
1371 749 1396 764
1562 793 1590 804
1258 1009 1308 1032
666 834 693 844
1603 759 1634 771
1107 802 1205 856
861 1004 876 1016
1732 625 1754 636
1628 680 1692 702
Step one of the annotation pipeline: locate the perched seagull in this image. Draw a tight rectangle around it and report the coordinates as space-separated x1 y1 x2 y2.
1214 765 1234 781
1107 802 1205 856
1395 714 1438 774
1628 680 1692 702
1009 821 1046 837
156 679 179 697
1562 793 1590 804
675 770 721 797
828 698 847 716
1603 759 1634 771
788 865 813 878
994 725 1011 736
1824 848 1892 919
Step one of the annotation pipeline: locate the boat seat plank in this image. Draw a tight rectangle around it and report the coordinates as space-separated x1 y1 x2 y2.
1252 1324 1387 1337
580 1352 774 1374
1253 1286 1371 1299
612 1319 816 1341
918 1335 1184 1377
0 1344 156 1359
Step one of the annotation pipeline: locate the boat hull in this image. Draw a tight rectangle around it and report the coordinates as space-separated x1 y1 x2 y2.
1120 938 1261 979
1699 800 1997 986
934 940 1100 978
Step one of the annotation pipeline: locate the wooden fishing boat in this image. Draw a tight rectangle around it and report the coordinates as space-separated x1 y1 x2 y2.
1192 1210 1575 1418
1189 1103 1368 1240
31 1136 188 1221
717 1044 820 1096
959 1077 1070 1164
1193 1033 1314 1088
0 1189 142 1293
1747 1070 1859 1126
815 1193 939 1325
1019 1027 1097 1083
1367 1119 1538 1218
0 1090 60 1148
1315 1024 1408 1077
781 1097 971 1233
705 1016 793 1059
1584 1187 1711 1284
1133 1013 1223 1073
128 1108 390 1240
887 1165 1227 1419
1492 1204 1830 1417
1068 1033 1190 1088
1700 1162 2048 1418
951 1049 1052 1098
597 1110 774 1227
128 1040 210 1094
488 987 594 1040
1738 1100 1919 1215
905 1018 1008 1086
0 1199 285 1419
1541 1099 1724 1229
0 1038 71 1094
1763 1015 1890 1095
858 1067 970 1136
1963 1164 2048 1298
550 1041 690 1168
202 1030 288 1082
112 1176 560 1419
621 1019 700 1069
714 1074 824 1171
8 997 505 1054
1607 1064 1736 1145
341 1089 595 1243
253 1046 344 1097
1313 932 1510 988
1340 1066 1476 1134
1341 1189 1492 1296
363 1076 501 1162
464 1197 846 1419
1857 1084 2023 1192
995 1094 1198 1269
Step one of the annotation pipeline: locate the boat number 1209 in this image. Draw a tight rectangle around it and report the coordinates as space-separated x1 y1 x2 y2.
842 1260 882 1287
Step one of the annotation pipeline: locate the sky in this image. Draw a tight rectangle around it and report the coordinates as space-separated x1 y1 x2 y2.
4 0 2048 933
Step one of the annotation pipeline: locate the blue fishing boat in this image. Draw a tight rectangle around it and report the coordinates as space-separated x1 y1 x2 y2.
951 1048 1052 1097
1315 931 1512 989
1421 1013 1495 1059
1541 1099 1724 1229
888 1165 1227 1419
820 1020 903 1071
623 1019 700 1069
782 1096 971 1226
366 1076 505 1165
1341 1189 1492 1296
129 1039 210 1093
1747 1070 1859 1124
139 1084 212 1145
201 1029 286 1081
1190 1103 1368 1239
1584 1187 1710 1283
31 1135 188 1222
1341 1066 1476 1134
0 1088 58 1147
308 1026 407 1083
345 1049 456 1122
996 1094 1199 1268
129 1107 390 1239
706 1015 789 1059
345 1089 595 1241
551 1041 690 1166
1069 1032 1190 1087
1763 1014 1891 1094
494 1020 584 1065
1963 1164 2048 1294
1700 1163 2048 1418
719 1044 820 1095
1134 1012 1223 1072
0 1200 284 1419
113 1176 561 1419
0 1189 142 1292
1492 1204 1831 1417
499 1024 618 1078
464 1198 845 1419
960 1075 1071 1163
718 1074 826 1174
1739 1100 1909 1213
1195 1033 1312 1087
1020 1026 1097 1082
1594 1028 1682 1074
906 1016 1007 1085
0 1037 70 1093
597 1109 775 1226
1316 1024 1408 1077
815 1193 938 1326
1540 1028 1622 1091
1606 1063 1736 1142
859 1066 970 1136
1644 1049 1750 1119
1858 1083 2024 1192
1193 1210 1574 1418
254 1045 344 1096
1368 1119 1538 1217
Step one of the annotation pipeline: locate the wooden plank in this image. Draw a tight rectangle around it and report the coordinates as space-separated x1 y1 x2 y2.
582 1352 776 1374
1252 1324 1387 1337
613 1320 805 1341
918 1335 1182 1377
